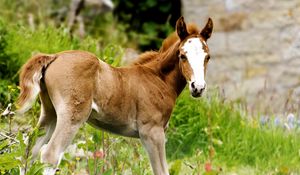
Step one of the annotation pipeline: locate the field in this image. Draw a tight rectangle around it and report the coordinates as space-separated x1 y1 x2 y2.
1 1 300 175
1 87 300 175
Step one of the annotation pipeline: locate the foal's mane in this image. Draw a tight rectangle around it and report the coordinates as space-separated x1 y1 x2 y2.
132 24 200 66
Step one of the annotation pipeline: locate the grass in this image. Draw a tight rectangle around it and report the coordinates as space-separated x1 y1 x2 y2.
0 21 124 82
1 88 300 174
167 90 300 174
0 18 124 108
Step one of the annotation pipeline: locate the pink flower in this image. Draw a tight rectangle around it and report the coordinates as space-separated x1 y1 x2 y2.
205 162 212 172
93 150 104 159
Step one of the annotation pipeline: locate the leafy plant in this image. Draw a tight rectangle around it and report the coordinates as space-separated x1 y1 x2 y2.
0 128 46 175
113 0 177 50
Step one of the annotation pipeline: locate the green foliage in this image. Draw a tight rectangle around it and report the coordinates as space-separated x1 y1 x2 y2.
169 159 182 175
0 128 46 175
0 20 10 80
1 88 300 174
113 0 176 50
0 81 18 108
0 0 130 47
0 19 124 106
167 89 300 173
0 0 58 26
82 13 131 48
0 19 124 80
1 25 77 82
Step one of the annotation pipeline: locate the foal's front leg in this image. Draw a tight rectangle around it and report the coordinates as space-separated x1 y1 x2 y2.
139 125 169 175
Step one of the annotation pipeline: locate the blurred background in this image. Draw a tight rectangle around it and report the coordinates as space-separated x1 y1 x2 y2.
1 0 299 115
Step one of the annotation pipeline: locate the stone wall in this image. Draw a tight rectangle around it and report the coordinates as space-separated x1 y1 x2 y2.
183 0 300 113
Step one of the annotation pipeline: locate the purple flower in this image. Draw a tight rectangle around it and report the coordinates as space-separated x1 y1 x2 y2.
260 115 269 126
287 113 295 129
274 116 281 127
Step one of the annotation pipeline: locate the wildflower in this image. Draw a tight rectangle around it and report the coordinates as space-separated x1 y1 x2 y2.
93 149 104 159
205 162 212 172
260 115 269 126
287 113 295 129
274 116 281 127
287 113 295 122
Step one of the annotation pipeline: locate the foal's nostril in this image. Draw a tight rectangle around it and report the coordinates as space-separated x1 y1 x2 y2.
202 84 206 91
200 87 205 93
191 82 195 89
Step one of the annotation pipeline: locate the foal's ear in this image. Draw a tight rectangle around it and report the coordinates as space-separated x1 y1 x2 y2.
176 16 189 41
200 18 213 41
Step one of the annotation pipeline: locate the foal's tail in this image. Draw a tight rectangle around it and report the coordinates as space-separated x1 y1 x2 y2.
16 54 57 114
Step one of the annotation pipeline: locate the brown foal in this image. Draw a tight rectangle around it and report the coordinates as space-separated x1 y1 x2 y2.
17 17 213 175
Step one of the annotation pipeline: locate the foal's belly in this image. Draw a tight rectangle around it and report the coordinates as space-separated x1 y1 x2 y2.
87 110 139 138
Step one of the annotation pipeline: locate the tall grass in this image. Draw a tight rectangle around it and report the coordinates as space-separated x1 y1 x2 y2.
0 23 123 81
167 89 300 173
0 19 123 108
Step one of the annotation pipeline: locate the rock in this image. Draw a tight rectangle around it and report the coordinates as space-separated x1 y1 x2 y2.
283 31 300 60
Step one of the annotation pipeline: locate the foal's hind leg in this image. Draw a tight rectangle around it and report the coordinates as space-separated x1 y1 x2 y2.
40 100 91 173
31 107 56 159
32 90 57 160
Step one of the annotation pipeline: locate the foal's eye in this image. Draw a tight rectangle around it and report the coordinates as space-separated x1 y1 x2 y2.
179 54 187 60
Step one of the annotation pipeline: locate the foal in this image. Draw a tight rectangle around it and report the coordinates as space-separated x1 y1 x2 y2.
17 17 213 175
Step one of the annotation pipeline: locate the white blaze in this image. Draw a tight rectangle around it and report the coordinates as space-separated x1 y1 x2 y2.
181 38 207 89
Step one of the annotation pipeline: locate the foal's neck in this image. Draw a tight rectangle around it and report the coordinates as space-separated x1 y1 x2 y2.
147 43 186 97
162 61 186 98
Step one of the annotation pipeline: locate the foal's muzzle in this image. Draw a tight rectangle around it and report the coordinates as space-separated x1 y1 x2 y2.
190 82 206 98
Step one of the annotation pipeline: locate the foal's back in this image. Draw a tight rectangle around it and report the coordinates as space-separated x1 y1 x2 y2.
43 50 174 132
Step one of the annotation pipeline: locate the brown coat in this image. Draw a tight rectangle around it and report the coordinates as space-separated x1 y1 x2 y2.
16 17 213 175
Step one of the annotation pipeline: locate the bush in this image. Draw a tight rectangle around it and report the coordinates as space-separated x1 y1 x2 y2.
0 19 124 106
0 80 18 108
113 0 180 50
0 20 10 80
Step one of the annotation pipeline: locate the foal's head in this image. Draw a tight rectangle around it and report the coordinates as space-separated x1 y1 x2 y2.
176 17 213 98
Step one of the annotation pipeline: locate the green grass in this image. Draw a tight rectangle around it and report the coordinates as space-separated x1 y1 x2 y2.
1 88 299 174
0 19 124 108
0 21 124 82
167 90 300 174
